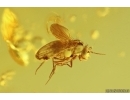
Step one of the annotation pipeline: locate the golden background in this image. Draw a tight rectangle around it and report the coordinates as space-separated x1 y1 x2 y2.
0 7 129 92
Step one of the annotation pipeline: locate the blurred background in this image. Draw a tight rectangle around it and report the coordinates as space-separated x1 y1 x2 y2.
0 7 129 93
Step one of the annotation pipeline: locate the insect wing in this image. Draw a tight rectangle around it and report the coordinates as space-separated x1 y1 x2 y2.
35 40 67 60
50 23 72 41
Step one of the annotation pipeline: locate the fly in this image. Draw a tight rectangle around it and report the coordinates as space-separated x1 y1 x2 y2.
35 20 105 85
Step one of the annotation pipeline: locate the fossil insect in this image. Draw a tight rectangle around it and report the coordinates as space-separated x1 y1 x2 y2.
35 23 105 85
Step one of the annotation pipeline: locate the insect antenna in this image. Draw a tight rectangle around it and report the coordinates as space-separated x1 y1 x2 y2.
88 46 105 55
91 51 106 55
35 61 45 75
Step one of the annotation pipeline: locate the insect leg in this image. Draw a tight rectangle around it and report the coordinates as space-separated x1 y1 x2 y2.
53 57 69 66
67 54 79 67
54 60 72 67
54 54 77 68
49 58 57 78
45 58 57 85
61 57 73 67
66 60 72 68
35 60 45 75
